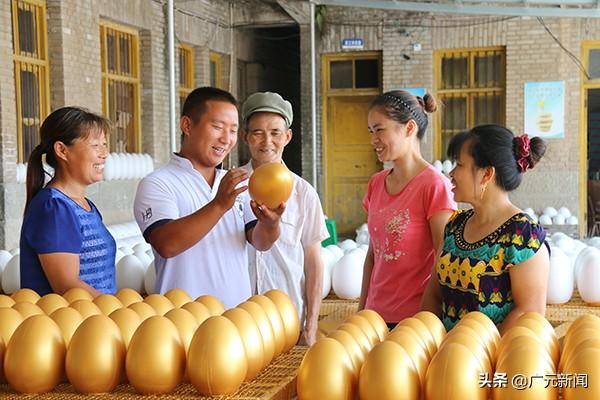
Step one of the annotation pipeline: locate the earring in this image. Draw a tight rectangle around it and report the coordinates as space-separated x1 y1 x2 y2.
480 184 487 200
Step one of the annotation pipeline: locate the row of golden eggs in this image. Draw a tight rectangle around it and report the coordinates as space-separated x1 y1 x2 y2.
513 312 559 368
560 314 600 371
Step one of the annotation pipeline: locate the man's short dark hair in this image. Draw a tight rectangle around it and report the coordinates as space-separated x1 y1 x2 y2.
181 87 238 143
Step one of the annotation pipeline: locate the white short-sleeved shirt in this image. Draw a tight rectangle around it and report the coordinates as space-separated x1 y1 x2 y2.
241 162 329 324
134 154 257 309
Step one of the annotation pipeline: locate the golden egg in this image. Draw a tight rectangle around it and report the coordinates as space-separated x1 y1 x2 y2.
518 312 554 336
66 315 125 393
0 336 5 382
93 294 123 315
11 288 40 303
164 308 198 352
144 294 175 316
318 319 343 339
4 315 65 393
493 344 556 400
128 301 157 321
448 324 494 364
223 307 265 381
357 309 388 342
115 288 143 307
297 338 354 400
49 307 83 348
566 314 600 336
328 329 365 381
359 341 420 400
12 301 44 319
248 295 286 356
181 301 211 325
195 294 225 315
441 331 492 373
386 330 431 385
396 317 436 356
0 307 23 345
425 342 488 400
455 318 497 361
391 325 432 360
496 326 541 363
336 322 372 355
461 311 500 341
188 316 248 395
514 317 559 367
69 299 102 319
238 300 275 366
496 335 554 372
562 328 599 367
264 289 301 351
0 294 15 308
413 310 446 347
36 293 68 315
126 316 185 394
109 308 141 349
63 287 93 303
345 314 380 347
560 338 600 373
562 347 600 400
164 288 192 308
248 162 294 209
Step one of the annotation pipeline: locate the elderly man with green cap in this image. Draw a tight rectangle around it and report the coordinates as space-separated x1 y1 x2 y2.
241 92 329 345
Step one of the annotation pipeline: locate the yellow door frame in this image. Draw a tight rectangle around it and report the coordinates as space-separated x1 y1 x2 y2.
580 41 600 237
321 51 382 217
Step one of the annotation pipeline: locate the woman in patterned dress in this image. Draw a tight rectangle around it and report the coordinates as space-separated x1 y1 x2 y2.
359 91 456 328
420 124 550 334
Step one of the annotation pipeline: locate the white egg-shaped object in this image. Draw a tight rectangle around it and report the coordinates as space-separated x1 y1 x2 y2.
566 216 578 225
112 153 123 180
574 246 600 280
326 245 344 263
104 153 115 181
332 252 364 299
589 237 600 248
554 235 574 254
144 154 154 175
133 251 153 271
558 207 571 218
9 248 20 256
133 242 152 254
0 250 13 275
547 247 574 304
543 207 558 218
339 239 358 253
116 255 145 293
144 262 157 295
523 208 535 217
576 247 600 304
356 231 370 246
433 160 443 172
119 246 134 256
2 255 20 294
539 215 552 225
114 249 125 265
553 214 566 225
359 244 369 252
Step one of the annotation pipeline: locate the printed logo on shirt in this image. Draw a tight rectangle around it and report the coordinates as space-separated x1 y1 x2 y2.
234 196 244 219
141 207 153 222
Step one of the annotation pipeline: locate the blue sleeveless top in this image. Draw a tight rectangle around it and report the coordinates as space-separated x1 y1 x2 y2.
20 187 116 295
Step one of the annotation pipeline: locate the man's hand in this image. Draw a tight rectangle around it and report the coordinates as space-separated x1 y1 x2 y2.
212 168 249 212
250 200 285 225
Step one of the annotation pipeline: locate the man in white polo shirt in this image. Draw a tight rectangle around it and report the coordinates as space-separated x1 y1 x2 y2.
134 87 284 309
240 92 329 345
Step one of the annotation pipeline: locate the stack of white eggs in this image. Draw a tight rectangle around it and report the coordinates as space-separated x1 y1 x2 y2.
527 206 578 225
320 223 370 300
15 163 54 184
432 159 454 176
0 221 158 296
103 153 154 181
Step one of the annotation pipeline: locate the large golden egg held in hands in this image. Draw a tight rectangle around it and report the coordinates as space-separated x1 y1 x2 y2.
248 162 294 209
264 289 301 351
359 341 420 400
4 315 65 393
297 338 355 400
126 316 185 394
187 316 248 396
223 307 265 381
66 315 125 393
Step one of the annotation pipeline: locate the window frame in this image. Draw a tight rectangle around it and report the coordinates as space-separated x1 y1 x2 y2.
177 44 194 110
100 20 141 153
209 51 222 89
12 0 50 163
325 52 382 96
434 46 506 159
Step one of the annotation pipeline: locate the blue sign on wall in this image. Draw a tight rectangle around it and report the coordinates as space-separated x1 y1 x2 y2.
341 38 364 50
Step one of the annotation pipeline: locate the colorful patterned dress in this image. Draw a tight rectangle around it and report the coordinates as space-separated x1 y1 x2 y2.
436 209 547 331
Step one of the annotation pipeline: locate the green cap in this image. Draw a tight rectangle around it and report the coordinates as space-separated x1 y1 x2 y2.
241 92 293 127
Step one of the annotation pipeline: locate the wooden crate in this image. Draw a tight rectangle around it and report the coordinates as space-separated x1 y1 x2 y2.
0 346 308 400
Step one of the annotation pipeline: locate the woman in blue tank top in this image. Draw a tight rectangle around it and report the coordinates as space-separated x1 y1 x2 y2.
20 107 116 296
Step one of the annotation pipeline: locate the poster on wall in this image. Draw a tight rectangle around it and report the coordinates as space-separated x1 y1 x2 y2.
524 81 565 139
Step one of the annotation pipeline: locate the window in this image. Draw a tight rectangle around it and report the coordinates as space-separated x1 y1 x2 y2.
328 57 380 90
435 47 506 158
12 0 49 162
209 52 222 89
178 44 194 110
100 22 141 153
